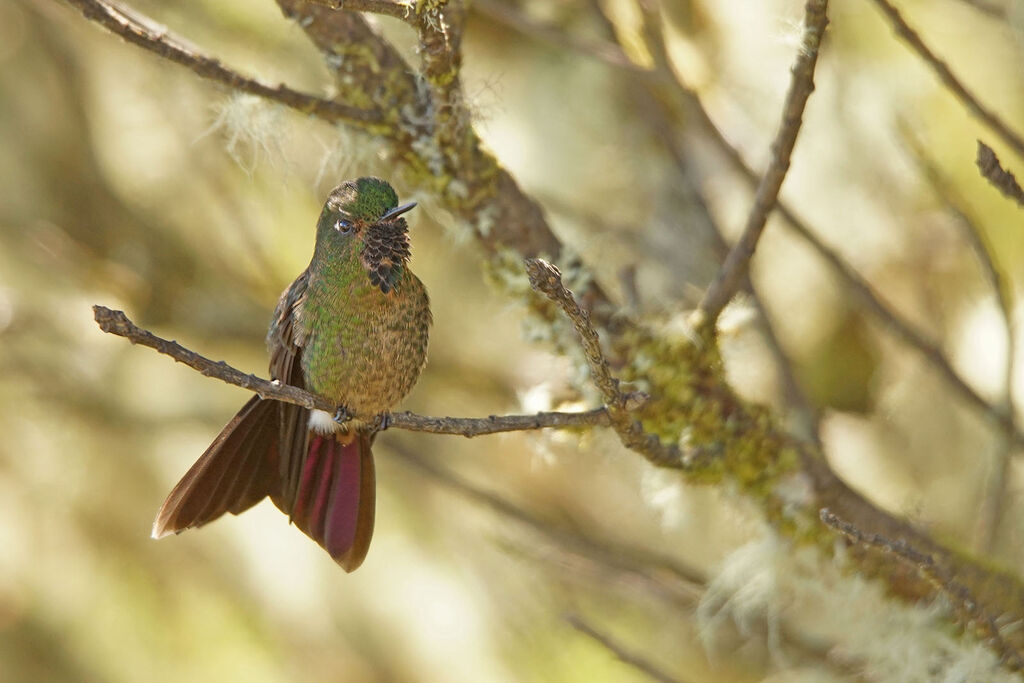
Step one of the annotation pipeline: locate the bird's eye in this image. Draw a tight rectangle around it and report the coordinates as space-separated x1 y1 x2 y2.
334 219 353 234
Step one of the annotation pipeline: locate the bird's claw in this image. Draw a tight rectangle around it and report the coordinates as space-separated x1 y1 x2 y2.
372 413 392 433
333 405 352 424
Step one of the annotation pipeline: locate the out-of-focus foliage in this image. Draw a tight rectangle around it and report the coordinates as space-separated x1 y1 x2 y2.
2 0 1023 680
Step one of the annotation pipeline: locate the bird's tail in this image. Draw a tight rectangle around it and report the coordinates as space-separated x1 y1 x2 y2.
274 432 376 573
152 396 278 539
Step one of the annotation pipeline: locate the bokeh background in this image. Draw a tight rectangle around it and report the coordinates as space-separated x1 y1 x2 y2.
3 0 1024 680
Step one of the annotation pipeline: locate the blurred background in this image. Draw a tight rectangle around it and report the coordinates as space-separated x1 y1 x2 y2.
2 0 1024 680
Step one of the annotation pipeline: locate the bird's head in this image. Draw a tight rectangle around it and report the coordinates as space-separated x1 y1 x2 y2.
316 177 417 294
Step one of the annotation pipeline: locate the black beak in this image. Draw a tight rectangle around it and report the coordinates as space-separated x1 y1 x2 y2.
382 201 417 220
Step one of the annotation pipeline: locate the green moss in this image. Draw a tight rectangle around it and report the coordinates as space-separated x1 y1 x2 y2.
414 0 449 15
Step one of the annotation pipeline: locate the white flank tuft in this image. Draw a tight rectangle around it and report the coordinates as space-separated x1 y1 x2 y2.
308 409 343 434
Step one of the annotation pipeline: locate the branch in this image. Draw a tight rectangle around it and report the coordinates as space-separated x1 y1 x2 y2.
525 260 713 470
274 0 608 314
693 0 830 327
65 0 607 323
302 0 411 20
400 444 845 674
900 129 1018 551
977 140 1024 207
412 1 464 93
674 73 1017 442
564 614 685 683
627 3 822 445
392 446 708 594
869 0 1024 161
70 0 1024 669
64 0 380 129
948 0 1010 20
821 509 1024 671
91 305 627 438
550 0 1016 439
474 0 649 75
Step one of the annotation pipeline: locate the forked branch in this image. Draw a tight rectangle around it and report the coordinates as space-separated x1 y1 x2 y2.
694 0 830 326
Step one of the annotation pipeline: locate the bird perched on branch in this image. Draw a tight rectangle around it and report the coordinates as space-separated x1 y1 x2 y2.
152 177 431 571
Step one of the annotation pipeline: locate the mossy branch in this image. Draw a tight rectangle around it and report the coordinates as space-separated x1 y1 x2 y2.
68 0 1024 671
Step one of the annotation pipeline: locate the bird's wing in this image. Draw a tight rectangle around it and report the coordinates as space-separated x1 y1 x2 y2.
267 269 314 513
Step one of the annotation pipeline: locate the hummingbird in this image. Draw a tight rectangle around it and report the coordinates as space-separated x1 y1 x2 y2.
151 177 431 571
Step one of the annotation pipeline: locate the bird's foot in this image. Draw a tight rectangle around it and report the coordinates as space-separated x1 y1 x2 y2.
333 405 352 424
372 412 392 433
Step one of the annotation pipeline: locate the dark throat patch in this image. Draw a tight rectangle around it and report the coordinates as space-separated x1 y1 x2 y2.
360 218 411 294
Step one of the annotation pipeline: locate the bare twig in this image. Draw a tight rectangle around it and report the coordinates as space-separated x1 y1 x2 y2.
901 131 1018 551
302 0 411 20
901 135 1014 353
92 305 630 438
494 0 822 445
64 0 380 129
396 450 845 674
626 5 822 445
389 407 614 438
693 0 830 327
525 260 712 470
392 446 708 594
474 0 649 74
977 141 1024 207
676 80 1017 441
947 0 1009 20
564 613 685 683
525 262 623 409
406 442 843 674
820 509 1024 671
869 0 1024 160
535 0 1016 439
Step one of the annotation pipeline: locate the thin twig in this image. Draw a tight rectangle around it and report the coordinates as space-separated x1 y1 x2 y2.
694 0 830 327
488 0 1021 448
900 133 1016 416
473 0 650 74
406 440 842 674
977 141 1024 207
627 4 822 445
525 260 713 470
302 0 411 20
64 0 380 129
564 614 685 683
820 509 1024 671
947 0 1009 20
679 81 1019 443
391 446 708 593
525 262 624 408
555 0 1019 441
490 0 1012 445
398 449 809 674
92 305 630 438
869 0 1024 160
901 130 1018 551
